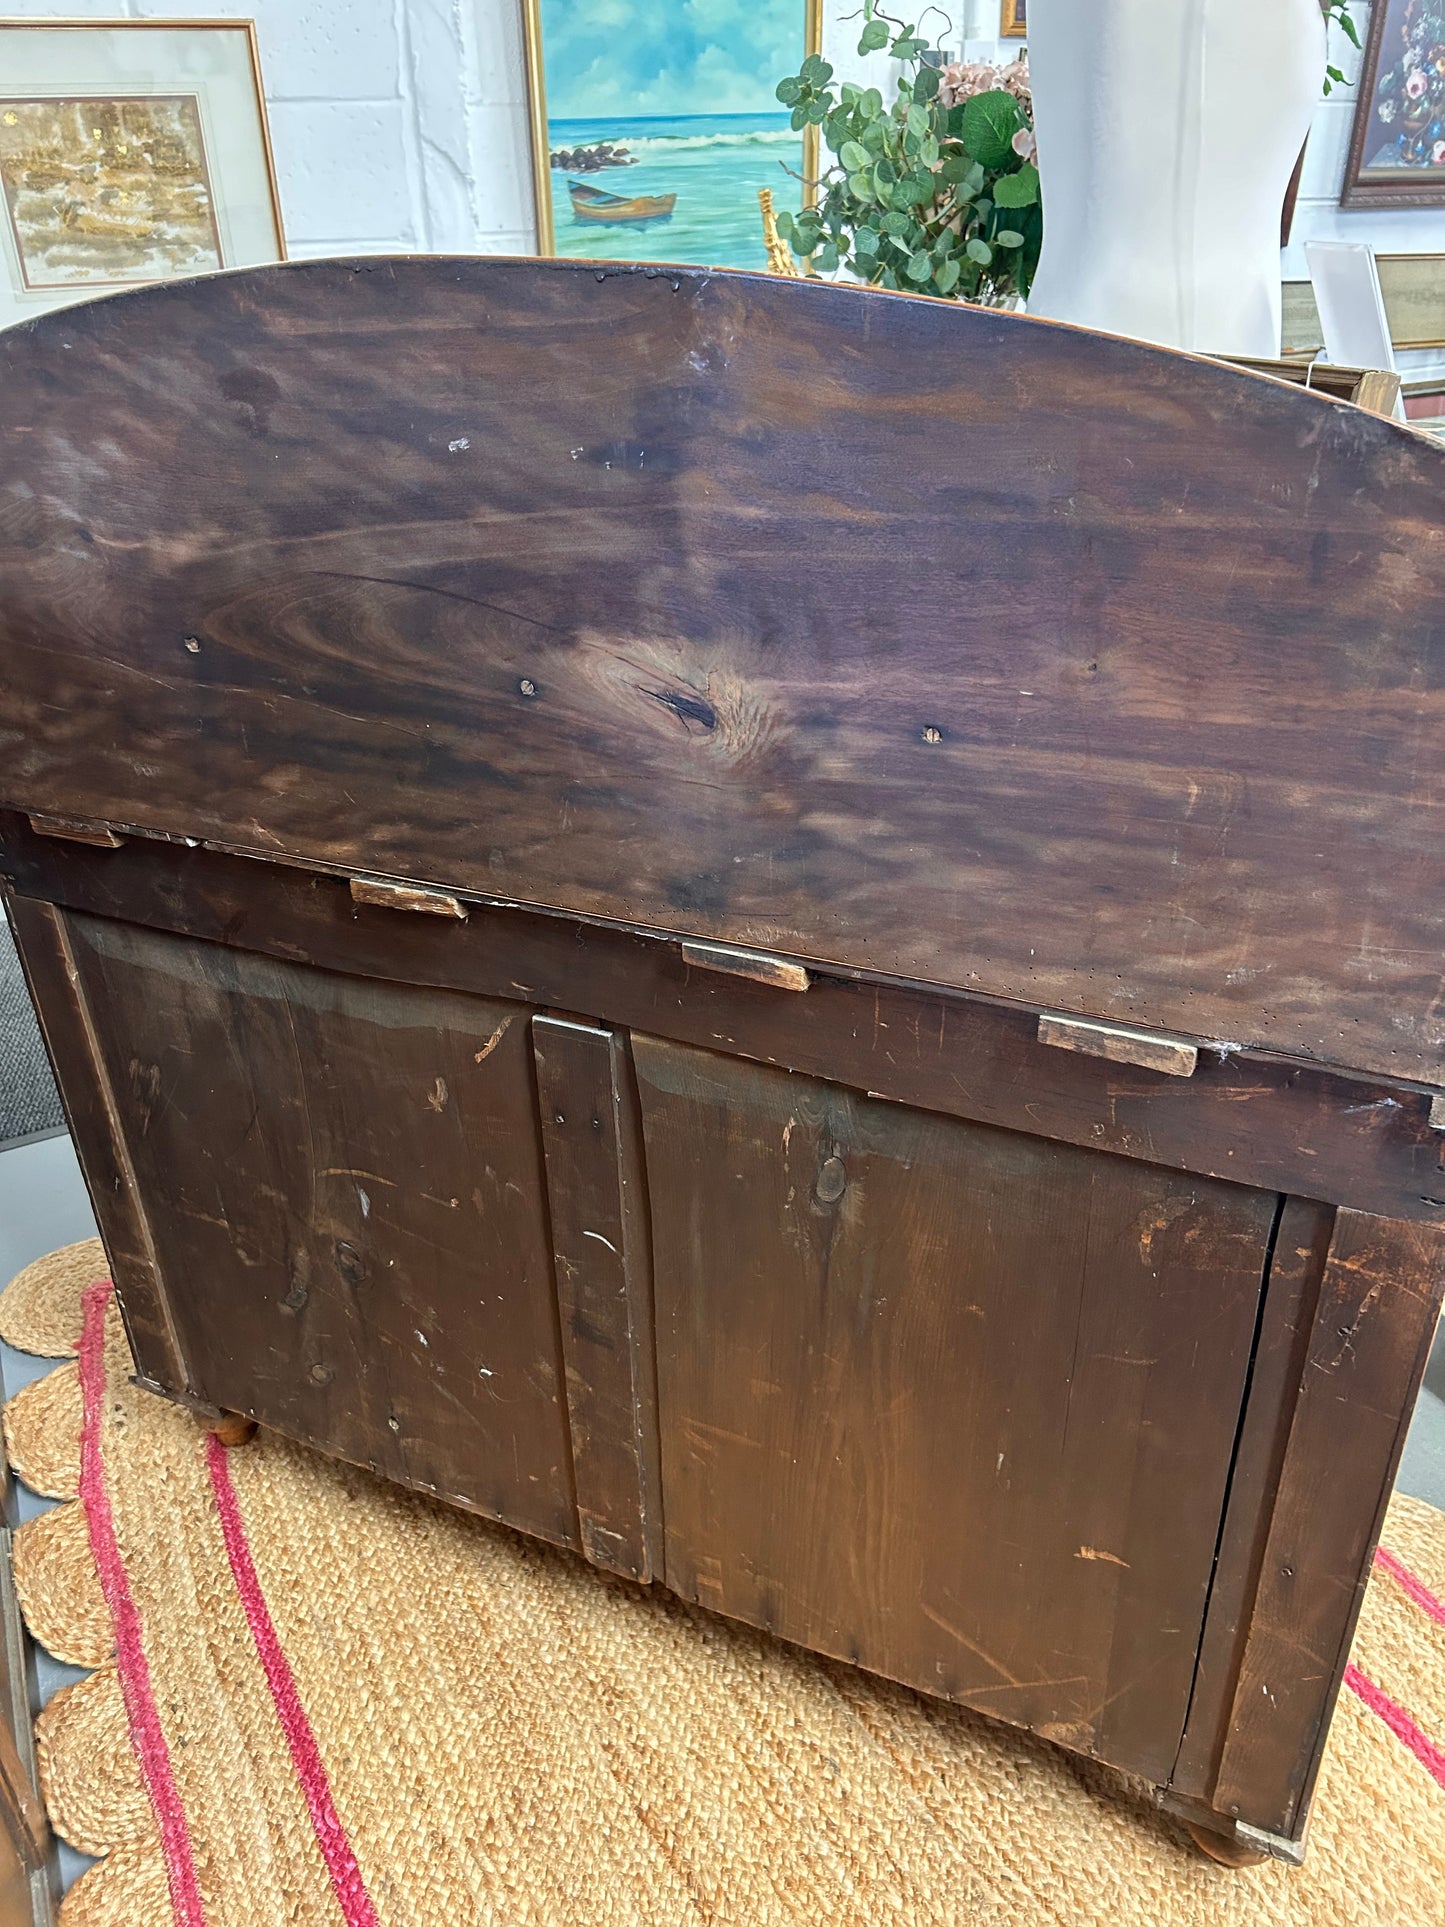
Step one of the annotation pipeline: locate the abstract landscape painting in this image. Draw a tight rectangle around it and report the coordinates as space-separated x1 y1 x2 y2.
0 95 220 289
527 0 816 269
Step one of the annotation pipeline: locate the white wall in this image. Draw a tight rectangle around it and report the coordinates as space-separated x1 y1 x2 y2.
9 0 1443 370
821 0 1021 86
3 0 537 257
1286 4 1445 276
1 1 1020 261
1286 5 1445 382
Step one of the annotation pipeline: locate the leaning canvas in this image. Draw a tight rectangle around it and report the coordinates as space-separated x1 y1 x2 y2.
524 0 820 268
1 96 222 291
0 21 283 328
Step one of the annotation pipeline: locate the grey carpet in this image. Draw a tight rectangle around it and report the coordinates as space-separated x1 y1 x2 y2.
0 916 63 1143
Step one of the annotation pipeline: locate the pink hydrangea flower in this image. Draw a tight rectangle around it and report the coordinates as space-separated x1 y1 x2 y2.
937 60 1001 109
999 58 1032 106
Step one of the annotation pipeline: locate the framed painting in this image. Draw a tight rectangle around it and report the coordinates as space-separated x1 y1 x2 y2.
1001 1 1028 38
523 0 822 268
0 19 283 329
1342 0 1445 206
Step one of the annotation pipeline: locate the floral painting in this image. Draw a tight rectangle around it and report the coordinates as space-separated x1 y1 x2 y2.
1344 0 1445 204
0 95 221 289
527 0 815 268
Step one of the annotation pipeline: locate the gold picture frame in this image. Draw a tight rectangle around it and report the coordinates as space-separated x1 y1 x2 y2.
1341 0 1445 209
0 18 284 324
1001 1 1028 39
1283 253 1445 357
523 0 823 263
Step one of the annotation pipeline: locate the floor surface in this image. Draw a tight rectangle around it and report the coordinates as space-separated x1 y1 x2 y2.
1 1126 1443 1901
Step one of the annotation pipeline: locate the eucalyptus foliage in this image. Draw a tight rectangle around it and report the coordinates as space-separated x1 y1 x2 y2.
773 2 1040 302
1324 2 1361 97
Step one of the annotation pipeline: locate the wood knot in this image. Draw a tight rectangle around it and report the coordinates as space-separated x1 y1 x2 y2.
816 1156 847 1204
333 1241 366 1288
644 685 717 733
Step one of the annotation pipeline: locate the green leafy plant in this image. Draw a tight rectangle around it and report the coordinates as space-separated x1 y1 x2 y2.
1324 2 1361 97
773 2 1040 303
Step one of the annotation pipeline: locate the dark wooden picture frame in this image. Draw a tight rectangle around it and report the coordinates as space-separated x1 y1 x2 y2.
1342 0 1445 207
1000 0 1027 37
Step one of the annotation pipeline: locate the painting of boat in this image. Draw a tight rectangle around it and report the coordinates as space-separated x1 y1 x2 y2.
567 179 677 227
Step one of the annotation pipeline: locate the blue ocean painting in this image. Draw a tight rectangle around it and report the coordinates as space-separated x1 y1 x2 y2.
539 0 808 270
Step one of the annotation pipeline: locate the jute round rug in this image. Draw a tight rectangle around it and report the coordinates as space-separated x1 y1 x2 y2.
2 1240 1443 1926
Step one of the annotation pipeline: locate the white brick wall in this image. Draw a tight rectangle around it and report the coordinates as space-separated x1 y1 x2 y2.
0 2 1016 261
2 0 538 256
6 1 1441 376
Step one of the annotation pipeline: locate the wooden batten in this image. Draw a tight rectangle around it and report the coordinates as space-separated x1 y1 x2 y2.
1036 1014 1199 1078
349 876 468 919
679 941 810 993
27 814 122 849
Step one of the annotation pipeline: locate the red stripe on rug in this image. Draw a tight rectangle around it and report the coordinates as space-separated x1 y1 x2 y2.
206 1432 381 1927
78 1278 208 1927
1346 1663 1445 1791
1375 1544 1445 1631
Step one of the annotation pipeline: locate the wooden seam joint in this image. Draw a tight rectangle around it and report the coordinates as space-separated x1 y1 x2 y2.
1036 1013 1199 1078
350 876 468 919
679 940 810 993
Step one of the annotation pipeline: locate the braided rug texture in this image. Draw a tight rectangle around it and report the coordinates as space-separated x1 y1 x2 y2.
1 1239 1443 1926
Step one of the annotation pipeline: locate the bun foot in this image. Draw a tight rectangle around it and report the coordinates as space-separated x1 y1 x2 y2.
1185 1820 1268 1868
209 1412 258 1448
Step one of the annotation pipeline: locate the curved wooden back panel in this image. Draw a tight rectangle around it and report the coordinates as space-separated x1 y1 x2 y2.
1 258 1442 1082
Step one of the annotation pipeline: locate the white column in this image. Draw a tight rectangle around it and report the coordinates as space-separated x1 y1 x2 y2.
1026 0 1323 355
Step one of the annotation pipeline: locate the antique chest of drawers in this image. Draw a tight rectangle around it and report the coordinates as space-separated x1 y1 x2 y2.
2 258 1443 1865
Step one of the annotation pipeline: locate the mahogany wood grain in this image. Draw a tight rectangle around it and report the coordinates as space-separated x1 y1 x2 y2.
4 828 1441 1227
534 1016 661 1580
59 909 580 1548
2 896 190 1392
1210 1209 1445 1834
0 1827 38 1927
2 260 1442 1860
1 260 1443 1083
1170 1197 1335 1802
633 1033 1277 1783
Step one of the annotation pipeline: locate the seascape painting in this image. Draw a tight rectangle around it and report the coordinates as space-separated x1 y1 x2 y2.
0 95 221 290
530 0 814 269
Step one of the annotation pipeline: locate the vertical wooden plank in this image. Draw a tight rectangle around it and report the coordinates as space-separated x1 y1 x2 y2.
1170 1196 1335 1800
634 1034 1275 1783
60 911 580 1549
1211 1209 1445 1836
533 1016 660 1581
0 1820 40 1927
3 893 189 1393
0 1582 45 1879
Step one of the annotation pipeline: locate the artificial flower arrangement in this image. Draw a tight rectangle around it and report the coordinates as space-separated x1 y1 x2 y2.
1363 0 1445 162
773 1 1039 304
